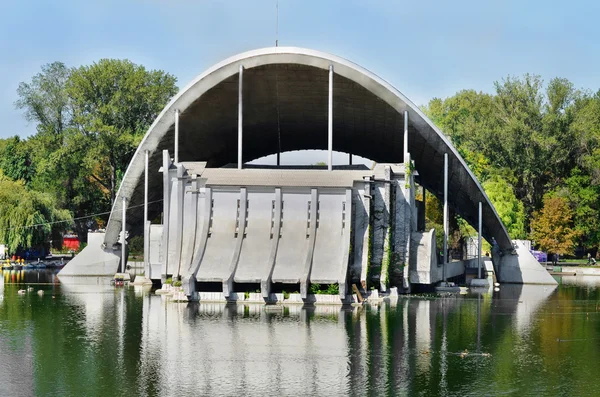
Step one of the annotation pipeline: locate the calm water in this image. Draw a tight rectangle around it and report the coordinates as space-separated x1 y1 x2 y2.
0 272 599 396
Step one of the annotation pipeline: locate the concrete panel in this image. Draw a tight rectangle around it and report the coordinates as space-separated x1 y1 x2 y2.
310 189 347 284
183 187 212 296
409 230 436 285
179 176 199 278
148 224 163 280
352 182 370 290
261 188 282 297
234 188 276 283
338 188 353 297
300 189 318 298
271 189 311 284
223 188 247 296
196 189 239 282
167 165 185 277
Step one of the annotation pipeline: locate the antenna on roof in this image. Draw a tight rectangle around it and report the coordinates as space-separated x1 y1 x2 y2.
275 0 279 47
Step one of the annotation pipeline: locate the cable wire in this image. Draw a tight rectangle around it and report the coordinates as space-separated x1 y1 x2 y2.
0 199 164 233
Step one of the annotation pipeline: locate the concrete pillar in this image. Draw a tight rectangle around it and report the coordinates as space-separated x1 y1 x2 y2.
443 153 448 281
380 166 392 292
238 65 243 170
161 150 171 281
169 165 185 279
174 109 180 164
404 110 409 163
478 201 482 279
328 65 333 171
121 195 126 273
422 185 426 217
143 150 149 277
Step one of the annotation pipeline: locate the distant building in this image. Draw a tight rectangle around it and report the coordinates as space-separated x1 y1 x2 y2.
62 234 80 251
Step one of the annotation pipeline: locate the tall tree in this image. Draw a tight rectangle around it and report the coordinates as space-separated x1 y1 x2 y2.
66 59 178 205
424 75 581 232
15 59 178 241
530 196 580 255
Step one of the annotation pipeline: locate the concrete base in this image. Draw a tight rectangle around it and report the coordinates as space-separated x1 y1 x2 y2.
495 241 558 285
59 232 120 276
470 278 489 288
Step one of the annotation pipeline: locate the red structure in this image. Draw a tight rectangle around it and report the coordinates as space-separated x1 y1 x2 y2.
63 234 80 251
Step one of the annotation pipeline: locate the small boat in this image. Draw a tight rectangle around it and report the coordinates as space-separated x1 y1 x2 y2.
34 262 47 269
24 263 36 270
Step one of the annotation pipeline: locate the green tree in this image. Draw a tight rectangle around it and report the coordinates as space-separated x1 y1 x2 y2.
0 172 71 253
15 59 178 241
482 176 526 239
530 196 580 255
424 75 581 231
66 59 178 205
0 136 34 183
553 168 600 248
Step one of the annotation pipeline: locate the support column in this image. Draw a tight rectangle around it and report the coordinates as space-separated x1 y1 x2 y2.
443 153 448 281
174 109 180 164
478 201 482 279
328 65 333 171
121 195 126 273
143 150 149 277
161 150 172 282
422 185 426 232
238 65 243 170
349 153 353 166
403 110 409 162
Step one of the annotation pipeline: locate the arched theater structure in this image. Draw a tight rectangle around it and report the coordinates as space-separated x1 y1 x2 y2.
60 47 556 295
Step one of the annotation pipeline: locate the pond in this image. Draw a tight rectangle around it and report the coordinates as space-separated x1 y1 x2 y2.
0 272 598 396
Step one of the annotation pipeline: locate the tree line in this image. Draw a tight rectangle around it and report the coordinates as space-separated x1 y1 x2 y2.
0 62 595 258
424 74 599 257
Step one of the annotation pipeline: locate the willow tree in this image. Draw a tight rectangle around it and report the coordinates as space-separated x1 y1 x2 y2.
0 173 71 254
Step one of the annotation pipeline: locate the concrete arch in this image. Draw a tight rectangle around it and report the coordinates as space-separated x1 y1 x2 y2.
104 47 512 251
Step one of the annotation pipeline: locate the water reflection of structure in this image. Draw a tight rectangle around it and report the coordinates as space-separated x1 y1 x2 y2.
133 285 556 395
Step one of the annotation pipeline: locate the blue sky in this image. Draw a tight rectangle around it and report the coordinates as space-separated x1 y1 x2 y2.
1 0 599 140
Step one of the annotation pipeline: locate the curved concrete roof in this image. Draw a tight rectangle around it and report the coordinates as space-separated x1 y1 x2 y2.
105 47 512 251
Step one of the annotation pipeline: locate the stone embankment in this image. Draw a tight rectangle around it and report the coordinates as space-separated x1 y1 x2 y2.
548 265 600 276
